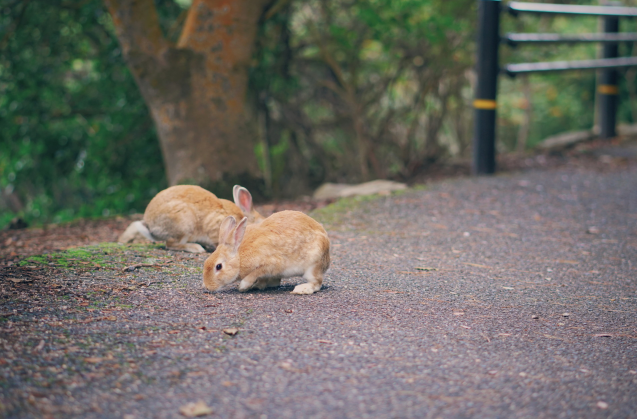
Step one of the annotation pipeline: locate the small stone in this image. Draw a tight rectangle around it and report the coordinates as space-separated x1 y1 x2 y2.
587 226 600 234
596 401 608 409
562 313 570 318
531 315 539 319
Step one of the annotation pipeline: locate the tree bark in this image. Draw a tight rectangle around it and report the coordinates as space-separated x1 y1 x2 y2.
103 0 271 186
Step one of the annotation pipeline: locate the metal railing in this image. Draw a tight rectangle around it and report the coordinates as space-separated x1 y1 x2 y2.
473 1 637 175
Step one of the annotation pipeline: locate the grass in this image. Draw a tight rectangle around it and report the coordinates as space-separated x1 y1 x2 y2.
311 194 381 227
311 186 425 227
17 243 163 269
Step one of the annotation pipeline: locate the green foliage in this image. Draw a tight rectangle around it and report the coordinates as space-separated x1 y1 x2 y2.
2 0 637 227
251 0 476 193
0 0 165 228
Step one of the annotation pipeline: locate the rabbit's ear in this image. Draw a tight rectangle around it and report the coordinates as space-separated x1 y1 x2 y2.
232 217 248 252
219 216 237 245
233 186 253 215
233 185 241 200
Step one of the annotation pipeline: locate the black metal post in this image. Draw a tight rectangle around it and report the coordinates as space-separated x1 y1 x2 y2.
599 16 619 139
473 0 500 175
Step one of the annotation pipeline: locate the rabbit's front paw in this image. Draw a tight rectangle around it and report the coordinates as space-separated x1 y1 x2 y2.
238 280 255 292
254 279 268 290
291 283 316 295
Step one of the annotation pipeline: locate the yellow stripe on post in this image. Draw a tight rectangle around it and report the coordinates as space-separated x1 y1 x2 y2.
473 99 497 110
598 85 619 95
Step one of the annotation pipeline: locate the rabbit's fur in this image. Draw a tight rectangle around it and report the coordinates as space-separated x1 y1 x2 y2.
118 185 264 253
203 210 330 295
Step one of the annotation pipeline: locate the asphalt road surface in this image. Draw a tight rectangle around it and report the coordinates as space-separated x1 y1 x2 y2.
1 162 636 418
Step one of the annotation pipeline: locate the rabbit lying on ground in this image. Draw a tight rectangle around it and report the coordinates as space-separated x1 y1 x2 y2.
203 211 330 295
118 185 264 253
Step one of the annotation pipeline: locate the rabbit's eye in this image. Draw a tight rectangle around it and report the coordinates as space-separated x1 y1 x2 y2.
215 263 222 271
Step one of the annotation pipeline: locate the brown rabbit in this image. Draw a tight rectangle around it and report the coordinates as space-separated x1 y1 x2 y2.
203 211 330 295
118 185 264 253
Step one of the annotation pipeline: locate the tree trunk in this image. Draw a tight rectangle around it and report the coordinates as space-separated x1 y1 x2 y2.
104 0 271 186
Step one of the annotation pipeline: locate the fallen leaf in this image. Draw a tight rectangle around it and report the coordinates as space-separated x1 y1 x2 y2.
557 259 579 265
222 328 238 336
317 339 335 344
543 334 563 340
105 316 117 321
488 370 498 375
7 277 28 283
222 381 235 387
179 400 213 417
587 226 600 234
279 361 305 373
279 361 294 370
463 262 492 269
593 333 613 337
459 325 471 329
84 357 103 364
284 309 293 313
143 350 157 356
453 312 464 316
381 290 404 294
415 267 438 272
429 223 448 229
168 330 180 334
502 286 514 290
596 401 608 409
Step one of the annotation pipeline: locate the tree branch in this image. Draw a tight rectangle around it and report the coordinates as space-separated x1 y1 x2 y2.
102 0 168 60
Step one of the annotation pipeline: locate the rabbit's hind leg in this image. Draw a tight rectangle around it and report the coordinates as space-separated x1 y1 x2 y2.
291 265 323 295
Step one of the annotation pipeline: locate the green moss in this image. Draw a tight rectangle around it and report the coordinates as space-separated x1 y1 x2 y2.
312 194 376 223
16 242 163 269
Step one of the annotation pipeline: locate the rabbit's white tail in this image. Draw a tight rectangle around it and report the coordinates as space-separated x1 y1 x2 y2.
118 221 156 243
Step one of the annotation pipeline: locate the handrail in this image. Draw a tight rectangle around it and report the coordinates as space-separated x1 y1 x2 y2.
508 2 637 18
505 56 637 76
505 32 637 46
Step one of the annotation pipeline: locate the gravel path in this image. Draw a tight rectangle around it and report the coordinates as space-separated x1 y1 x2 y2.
1 161 636 419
